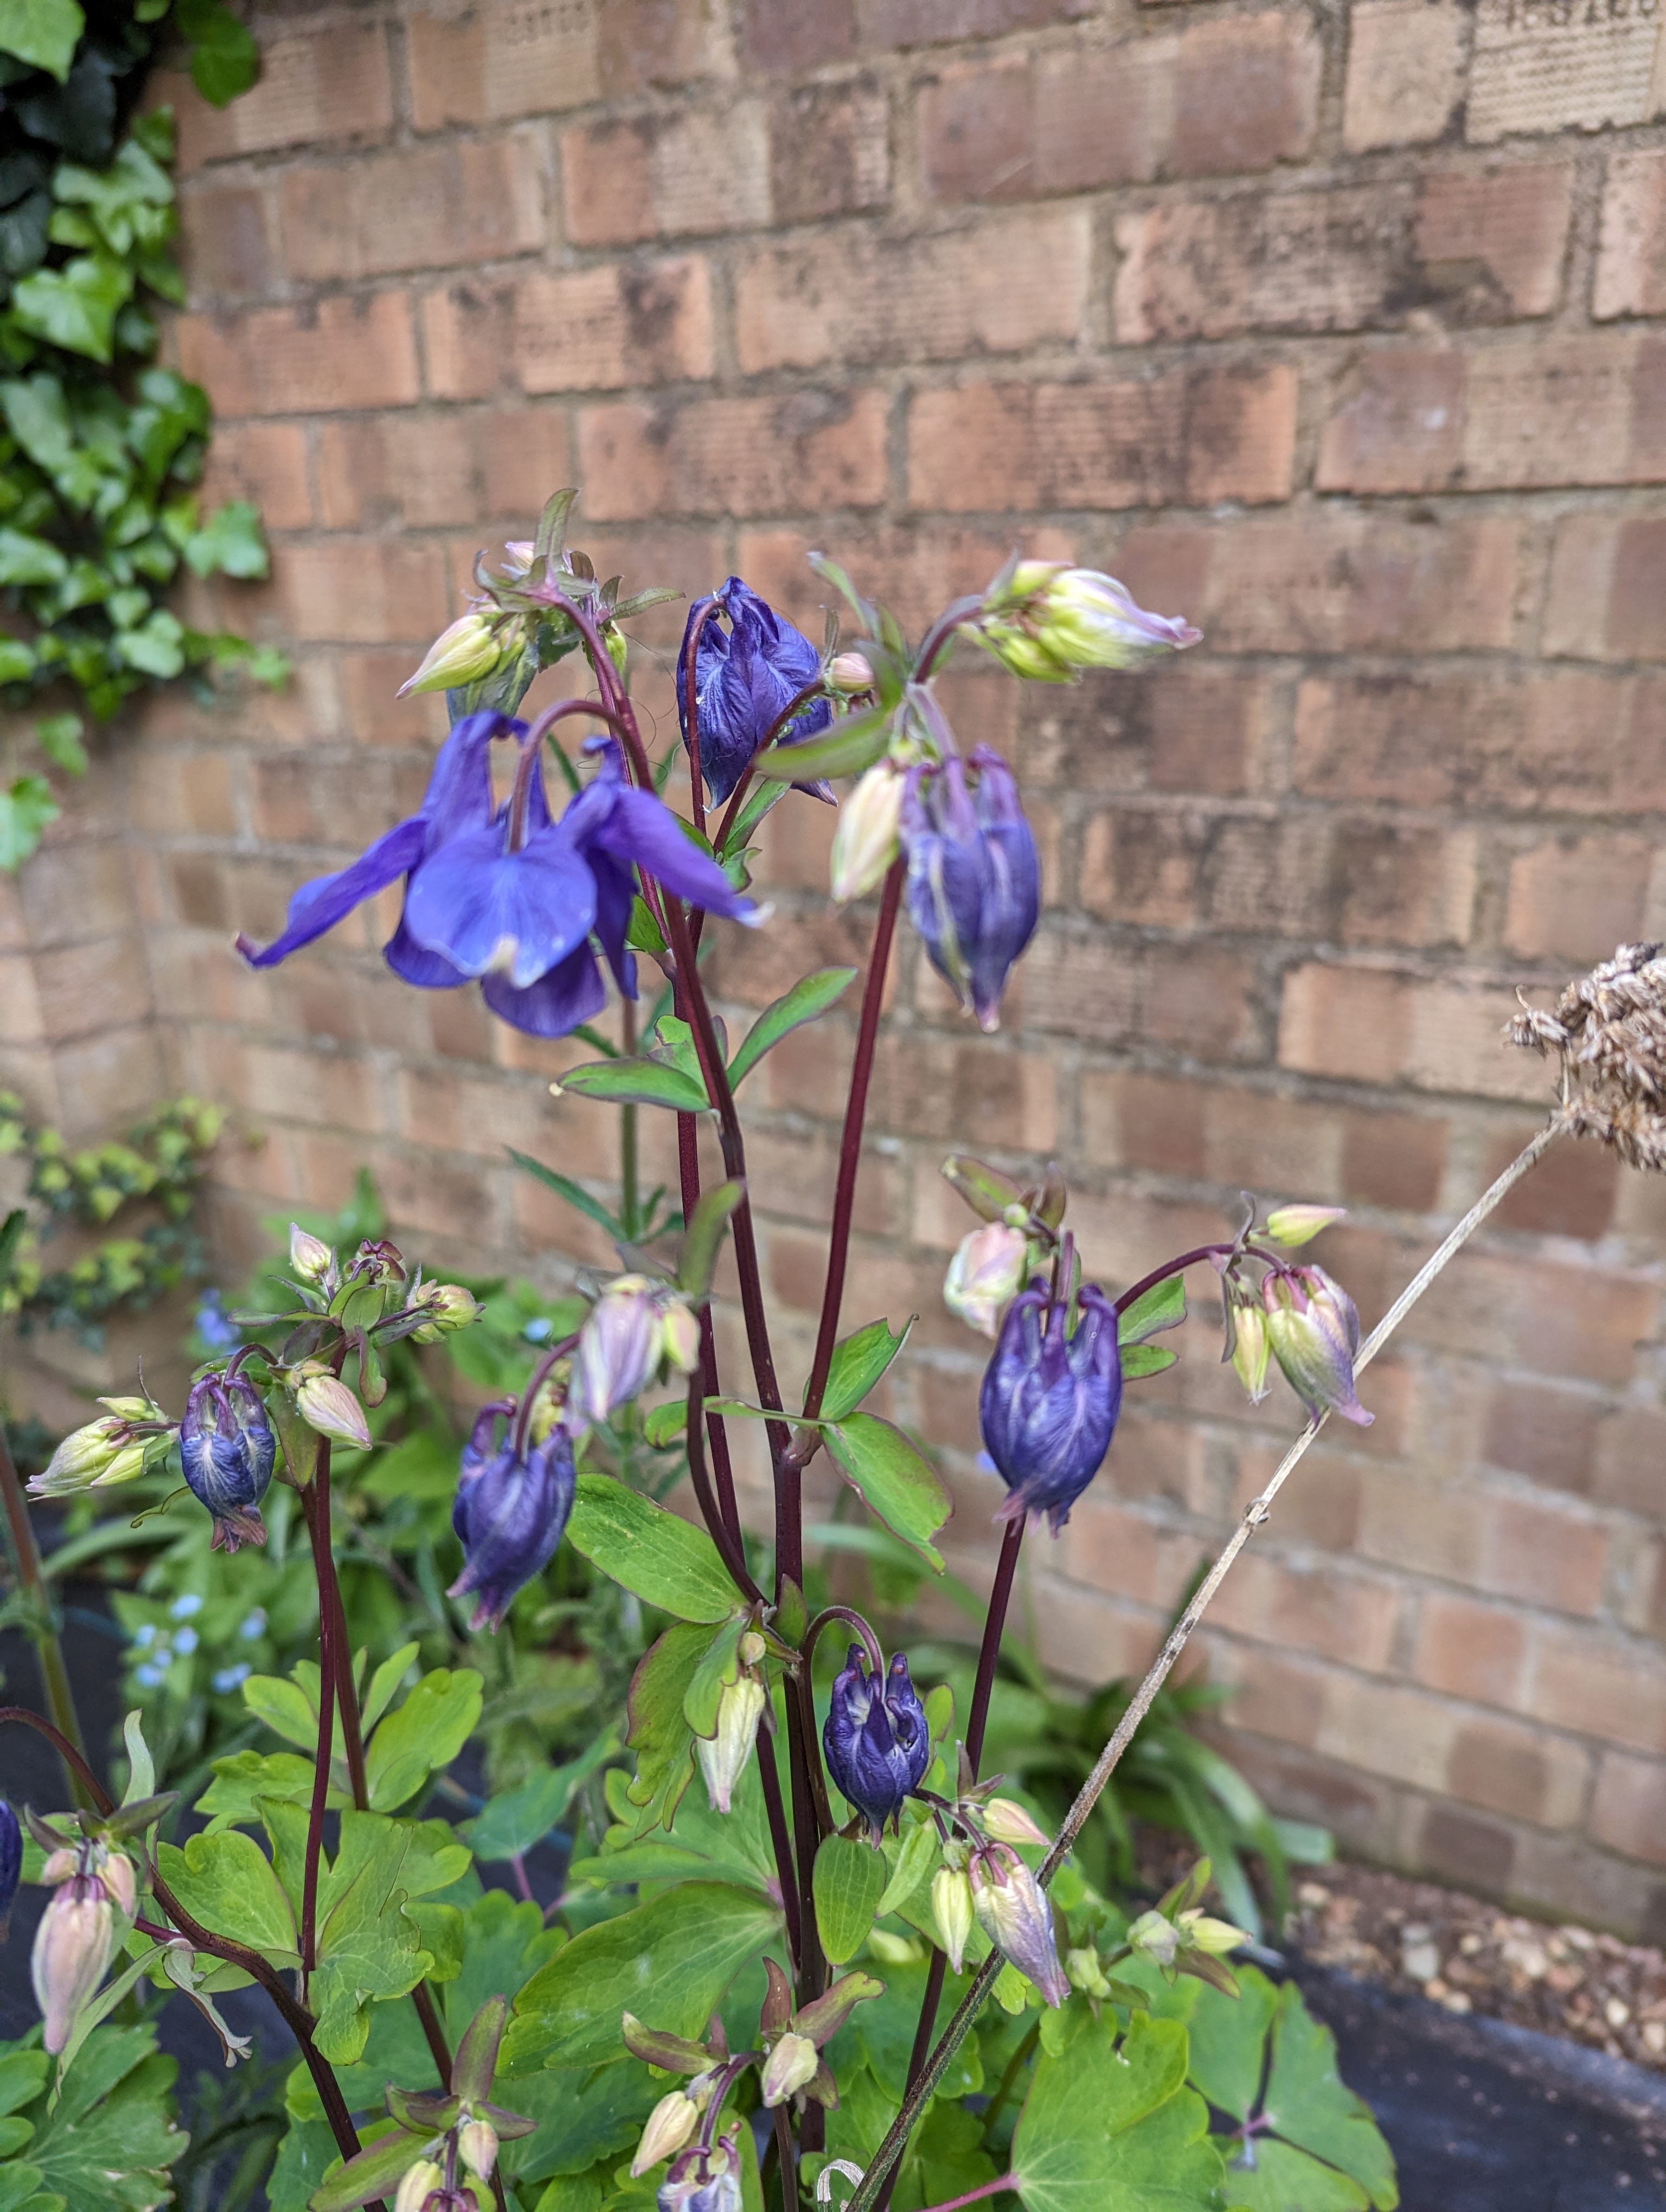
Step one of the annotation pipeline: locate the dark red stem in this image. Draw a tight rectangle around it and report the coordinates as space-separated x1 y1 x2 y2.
1112 1244 1234 1317
299 1445 338 1977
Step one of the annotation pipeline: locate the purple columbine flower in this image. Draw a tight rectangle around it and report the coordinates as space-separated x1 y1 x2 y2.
0 1801 20 1937
677 577 830 806
657 2134 742 2212
180 1372 275 1554
239 717 759 1039
823 1647 930 1839
1263 1264 1373 1427
902 749 1039 1034
979 1279 1122 1533
448 1406 576 1631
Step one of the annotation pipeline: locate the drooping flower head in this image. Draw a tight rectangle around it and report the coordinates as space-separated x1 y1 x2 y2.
969 1841 1069 2007
1262 1265 1373 1428
979 1277 1121 1533
823 1647 930 1839
31 1838 132 2054
448 1404 576 1631
180 1371 275 1553
677 577 830 806
569 1275 700 1428
239 718 759 1039
902 749 1039 1034
657 2131 742 2212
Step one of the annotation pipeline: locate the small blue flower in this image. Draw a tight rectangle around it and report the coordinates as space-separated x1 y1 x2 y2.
902 749 1039 1034
0 1799 21 1935
212 1663 252 1695
677 577 831 806
194 1290 239 1353
173 1626 198 1656
979 1279 1122 1534
823 1647 930 1840
239 1607 267 1641
132 1623 156 1649
240 717 760 1040
180 1372 275 1554
135 1664 164 1689
448 1406 576 1631
169 1593 203 1620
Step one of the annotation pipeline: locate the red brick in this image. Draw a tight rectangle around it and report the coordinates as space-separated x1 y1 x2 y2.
280 138 545 283
179 183 276 300
1079 804 1207 930
198 421 312 531
1594 150 1666 320
1408 1248 1656 1389
1483 1123 1620 1240
1414 1592 1530 1706
1591 1752 1666 1866
595 0 728 97
1170 13 1321 177
1415 166 1572 319
735 210 1085 371
1292 671 1666 814
578 390 888 519
1533 1626 1666 1756
1448 1719 1587 1827
1023 931 1258 1058
268 540 453 646
407 0 604 130
1342 0 1465 152
908 368 1296 511
1316 348 1464 495
562 102 770 246
742 0 856 70
769 80 890 224
158 28 394 170
176 293 421 417
1277 963 1553 1103
313 407 572 532
1543 514 1666 663
868 1034 1058 1151
519 260 714 392
866 0 1091 50
1212 1554 1400 1671
1503 833 1652 963
1483 1379 1603 1494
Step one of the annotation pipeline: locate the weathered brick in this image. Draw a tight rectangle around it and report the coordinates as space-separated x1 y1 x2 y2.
1315 348 1464 494
596 0 729 95
562 102 770 246
520 260 715 391
1415 165 1572 319
315 407 572 532
408 0 603 130
280 138 546 283
158 28 394 170
1414 1592 1530 1706
179 183 277 300
268 541 453 646
198 421 312 531
1594 150 1666 320
1484 1121 1620 1239
867 0 1091 50
909 368 1297 510
1277 963 1553 1103
868 1034 1058 1150
1420 1806 1515 1892
176 293 421 417
1171 13 1323 177
742 0 856 70
769 80 890 224
1533 1626 1666 1757
1591 1752 1666 1866
1543 513 1666 663
578 389 888 518
735 210 1086 371
1483 1378 1603 1495
1449 1718 1587 1827
1213 1554 1400 1670
1342 0 1466 151
1503 832 1653 962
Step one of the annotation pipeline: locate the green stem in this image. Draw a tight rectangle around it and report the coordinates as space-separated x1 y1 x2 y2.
0 1414 92 1808
620 993 639 1239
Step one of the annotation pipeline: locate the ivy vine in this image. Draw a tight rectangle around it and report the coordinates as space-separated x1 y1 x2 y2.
0 0 278 868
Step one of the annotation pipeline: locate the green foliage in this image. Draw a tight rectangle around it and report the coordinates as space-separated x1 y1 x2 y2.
0 2 273 869
0 2022 185 2212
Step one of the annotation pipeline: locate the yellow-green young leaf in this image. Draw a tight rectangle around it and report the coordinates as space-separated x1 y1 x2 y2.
876 1816 939 1920
1011 2014 1221 2212
153 1829 298 1964
727 969 856 1091
822 1413 950 1570
567 1472 741 1623
195 1748 323 1832
1120 1345 1177 1380
624 1622 709 1836
557 1057 709 1113
813 1834 889 1965
502 1882 780 2073
1117 1276 1186 1348
361 1641 420 1734
0 0 85 80
241 1669 318 1751
815 1317 912 1423
366 1667 483 1811
682 1615 747 1739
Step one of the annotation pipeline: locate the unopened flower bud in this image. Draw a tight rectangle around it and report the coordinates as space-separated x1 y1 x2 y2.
1066 1945 1112 1998
289 1224 333 1281
32 1886 113 2052
399 612 508 698
931 1866 975 1975
294 1371 373 1449
574 1276 659 1425
456 2118 498 2181
981 1797 1050 1849
944 1222 1028 1339
40 1847 78 1886
696 1674 766 1815
1229 1299 1271 1405
1180 1908 1249 1957
826 652 874 695
830 761 905 903
632 2092 700 2177
408 1282 482 1343
969 1842 1068 2008
99 1848 137 1919
1263 1266 1372 1429
182 1372 276 1552
94 1441 150 1489
1264 1204 1347 1248
31 1415 142 1497
1126 1908 1180 1969
975 563 1201 683
655 1296 701 1378
761 2030 820 2108
394 2158 445 2212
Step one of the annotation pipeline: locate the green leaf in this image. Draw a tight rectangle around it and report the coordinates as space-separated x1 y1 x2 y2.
1118 1276 1186 1347
753 705 892 781
183 498 267 578
822 1412 950 1571
0 0 84 80
175 0 261 103
1122 1345 1178 1380
0 528 68 585
241 1669 318 1751
1184 1964 1279 2123
361 1641 420 1735
813 1833 889 1965
12 255 132 363
309 2127 430 2212
875 1812 939 1919
1012 2014 1220 2212
0 2053 49 2119
195 1748 322 1830
681 1615 746 1739
622 1622 708 1835
507 1149 621 1238
26 2025 185 2212
34 715 86 775
460 1731 618 1862
1260 1980 1398 2209
0 639 34 685
502 1881 780 2073
676 1178 744 1297
311 1813 437 2065
366 1667 484 1810
643 1400 687 1448
154 1828 299 1963
1221 2140 1372 2212
816 1316 912 1423
727 968 856 1089
509 2061 659 2188
567 1472 740 1622
556 1058 709 1113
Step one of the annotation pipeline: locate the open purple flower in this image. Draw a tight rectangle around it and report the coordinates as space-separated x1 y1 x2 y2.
448 1405 576 1631
902 748 1039 1033
180 1371 275 1553
239 715 759 1038
677 577 830 806
980 1279 1121 1533
823 1647 930 1838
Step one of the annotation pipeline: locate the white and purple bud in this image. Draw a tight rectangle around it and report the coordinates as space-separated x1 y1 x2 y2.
394 2160 445 2212
944 1221 1029 1339
974 563 1201 682
293 1369 373 1450
696 1674 767 1816
981 1798 1051 1849
931 1866 975 1974
289 1223 334 1282
631 2092 702 2177
657 2131 742 2212
1264 1204 1347 1248
1263 1266 1372 1429
31 1876 114 2053
969 1842 1068 2008
902 751 1039 1035
1229 1297 1272 1405
655 1294 702 1379
181 1372 275 1553
829 760 905 904
760 2030 819 2108
573 1276 659 1425
456 2118 498 2182
826 652 874 696
980 1277 1122 1534
399 612 510 699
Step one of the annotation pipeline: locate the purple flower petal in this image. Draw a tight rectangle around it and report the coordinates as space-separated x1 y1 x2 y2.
481 942 608 1036
404 824 598 986
238 816 426 968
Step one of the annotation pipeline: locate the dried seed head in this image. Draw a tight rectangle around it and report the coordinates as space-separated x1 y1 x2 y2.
1507 943 1666 1172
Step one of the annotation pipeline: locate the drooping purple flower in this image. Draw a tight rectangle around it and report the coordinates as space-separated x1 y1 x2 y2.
823 1647 930 1839
448 1406 576 1631
979 1279 1121 1534
238 717 759 1039
657 2132 742 2212
180 1372 275 1554
902 748 1039 1033
677 577 830 806
0 1801 20 1938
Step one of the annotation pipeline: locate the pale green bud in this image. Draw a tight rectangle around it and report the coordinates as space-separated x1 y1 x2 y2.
31 1416 138 1497
931 1866 975 1975
826 652 874 695
407 1282 482 1343
1179 1908 1249 1957
1264 1204 1347 1248
655 1296 701 1377
976 563 1201 683
399 612 507 698
760 2030 820 2108
289 1224 333 1281
696 1674 766 1815
91 1441 150 1489
981 1797 1050 1849
293 1371 372 1449
630 2091 700 2176
456 2118 498 2181
829 761 905 904
394 2158 445 2212
1229 1300 1271 1405
1066 1945 1112 1998
1126 1908 1180 1968
943 1221 1028 1339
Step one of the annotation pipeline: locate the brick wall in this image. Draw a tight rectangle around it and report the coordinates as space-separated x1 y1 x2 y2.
9 0 1666 1930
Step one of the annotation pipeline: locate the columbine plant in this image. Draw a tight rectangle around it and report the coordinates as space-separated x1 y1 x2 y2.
12 496 1625 2212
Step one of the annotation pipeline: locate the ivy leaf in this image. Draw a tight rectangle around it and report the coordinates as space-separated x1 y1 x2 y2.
822 1412 950 1571
366 1666 484 1811
1011 2014 1221 2212
34 712 86 774
813 1832 889 1965
1118 1276 1186 1347
0 776 60 869
24 2024 185 2212
727 968 856 1089
0 527 69 585
567 1472 741 1622
182 497 267 579
12 253 132 362
0 0 85 81
153 1828 300 1964
502 1881 780 2073
816 1316 912 1423
174 0 261 105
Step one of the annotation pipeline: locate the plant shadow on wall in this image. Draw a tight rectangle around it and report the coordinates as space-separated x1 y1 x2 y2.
0 0 274 868
0 493 1650 2212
